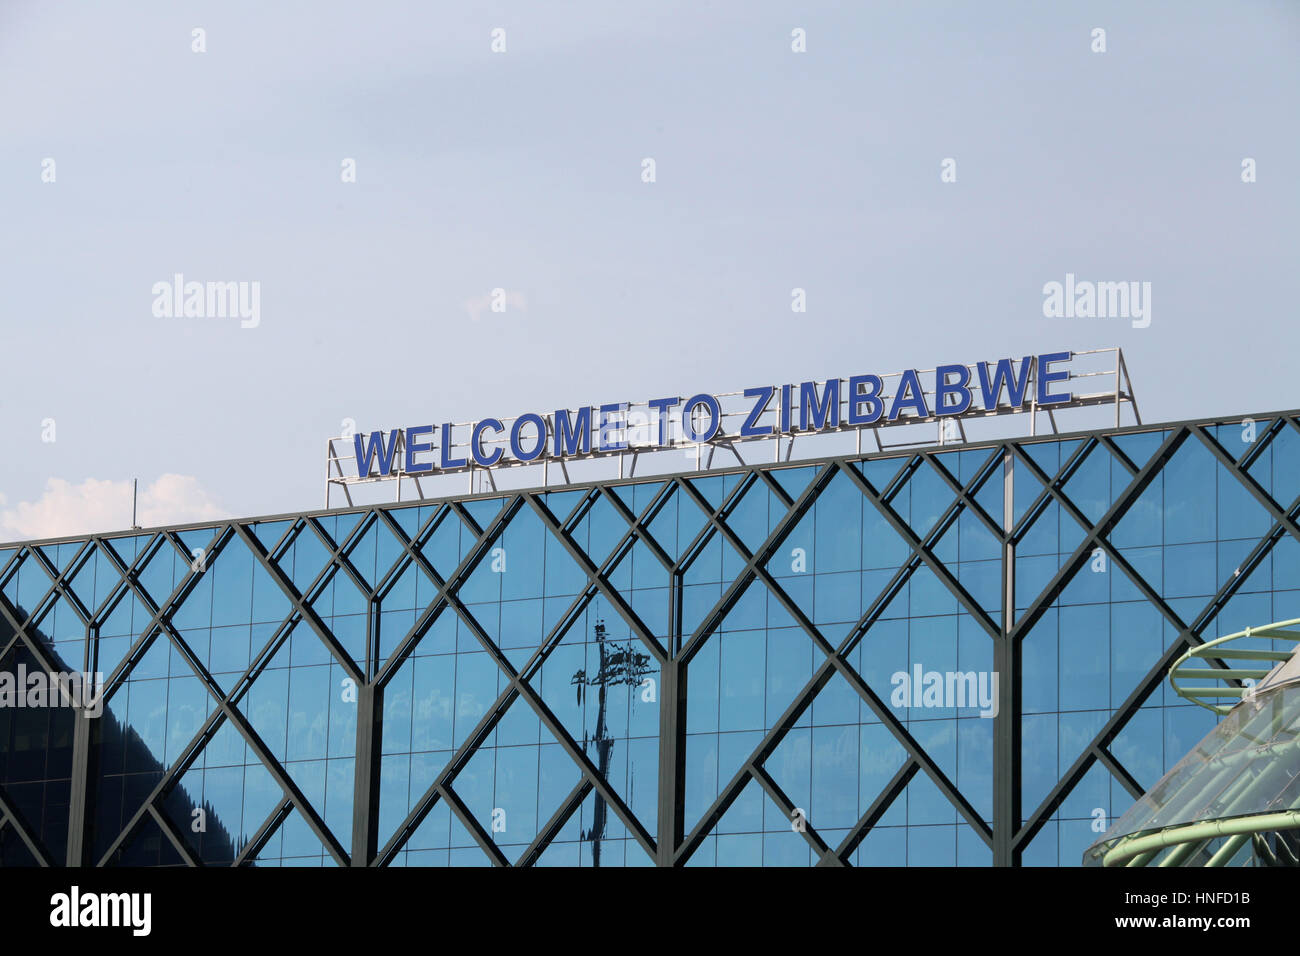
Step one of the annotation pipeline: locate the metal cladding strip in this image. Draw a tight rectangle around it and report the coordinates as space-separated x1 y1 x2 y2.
233 800 294 867
372 491 668 864
0 788 52 866
371 496 525 686
923 445 1007 541
837 459 1001 639
234 523 365 686
748 761 836 864
90 528 238 695
516 778 593 868
1015 439 1300 852
671 470 756 577
373 679 520 866
522 492 667 664
825 759 921 865
1103 810 1300 868
678 463 840 665
1008 437 1099 543
147 803 201 867
672 455 1000 862
438 783 510 867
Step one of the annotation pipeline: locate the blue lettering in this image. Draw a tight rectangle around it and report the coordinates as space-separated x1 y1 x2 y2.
354 429 401 477
800 380 841 431
599 403 629 451
846 374 884 425
649 397 680 446
471 418 504 467
741 386 775 437
440 422 467 469
553 406 592 457
681 393 721 442
404 424 435 475
510 413 547 461
976 357 1032 410
888 369 931 421
1036 351 1072 405
935 364 972 416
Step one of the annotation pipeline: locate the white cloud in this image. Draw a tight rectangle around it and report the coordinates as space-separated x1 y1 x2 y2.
0 474 226 543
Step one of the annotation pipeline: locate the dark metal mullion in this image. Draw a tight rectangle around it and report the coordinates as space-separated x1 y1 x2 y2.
829 758 919 864
522 493 666 663
233 799 293 866
1013 514 1297 851
1099 434 1139 474
1192 425 1300 540
675 476 839 661
439 783 510 867
1238 416 1286 473
1013 446 1196 643
1093 746 1145 802
674 666 834 865
234 524 363 686
836 554 923 660
90 597 301 867
368 502 452 600
1006 427 1186 642
754 466 794 508
26 541 96 631
516 778 592 867
595 484 676 573
748 762 835 863
671 474 756 577
825 651 992 845
372 496 523 687
85 532 168 632
0 787 51 866
677 463 840 664
304 514 375 600
922 446 1007 541
94 527 238 694
1008 437 1096 543
94 702 235 865
505 672 658 859
108 588 353 865
147 803 202 867
1011 440 1259 683
375 683 520 865
838 460 1001 640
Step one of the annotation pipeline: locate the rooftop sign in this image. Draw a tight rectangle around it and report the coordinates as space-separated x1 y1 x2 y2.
324 347 1139 507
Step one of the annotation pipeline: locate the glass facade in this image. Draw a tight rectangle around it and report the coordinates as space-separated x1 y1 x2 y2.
1 410 1298 866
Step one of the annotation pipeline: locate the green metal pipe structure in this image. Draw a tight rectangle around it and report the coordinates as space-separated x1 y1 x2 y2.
1091 615 1300 867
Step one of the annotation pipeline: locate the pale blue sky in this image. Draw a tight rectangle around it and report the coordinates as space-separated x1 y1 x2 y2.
1 0 1297 539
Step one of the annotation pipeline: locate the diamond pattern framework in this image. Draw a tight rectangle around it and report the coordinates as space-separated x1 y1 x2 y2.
1 410 1298 865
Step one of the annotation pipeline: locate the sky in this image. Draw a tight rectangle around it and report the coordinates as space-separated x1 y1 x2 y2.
1 0 1297 543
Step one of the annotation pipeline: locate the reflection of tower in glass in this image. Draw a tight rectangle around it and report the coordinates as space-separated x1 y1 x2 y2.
571 618 650 866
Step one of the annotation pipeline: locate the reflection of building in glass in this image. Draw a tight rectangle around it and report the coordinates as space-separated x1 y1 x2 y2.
3 407 1300 866
571 620 651 866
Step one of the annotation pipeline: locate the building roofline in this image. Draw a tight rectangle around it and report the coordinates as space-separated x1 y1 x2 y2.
3 406 1296 550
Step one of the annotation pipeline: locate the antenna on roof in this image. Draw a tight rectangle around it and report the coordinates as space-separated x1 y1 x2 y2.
131 478 141 530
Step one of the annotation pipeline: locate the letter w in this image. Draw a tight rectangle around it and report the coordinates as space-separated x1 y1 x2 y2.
977 357 1032 410
354 430 401 477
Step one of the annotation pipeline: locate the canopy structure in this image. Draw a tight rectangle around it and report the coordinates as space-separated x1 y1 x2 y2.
1084 618 1300 867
